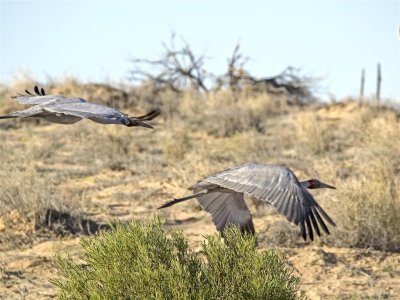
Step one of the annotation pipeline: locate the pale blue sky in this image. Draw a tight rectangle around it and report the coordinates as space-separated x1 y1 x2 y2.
1 0 399 100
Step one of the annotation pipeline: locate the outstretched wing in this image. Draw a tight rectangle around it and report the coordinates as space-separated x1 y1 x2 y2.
13 95 73 106
202 163 335 241
43 102 128 125
11 86 87 106
195 190 255 235
158 185 254 235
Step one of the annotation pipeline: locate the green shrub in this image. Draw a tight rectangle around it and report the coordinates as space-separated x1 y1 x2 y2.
52 216 304 300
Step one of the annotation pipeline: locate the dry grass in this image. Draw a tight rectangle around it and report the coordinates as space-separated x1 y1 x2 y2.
290 103 400 251
0 78 399 251
324 109 400 250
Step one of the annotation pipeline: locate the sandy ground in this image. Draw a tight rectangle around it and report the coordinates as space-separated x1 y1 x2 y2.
1 235 399 300
1 208 399 299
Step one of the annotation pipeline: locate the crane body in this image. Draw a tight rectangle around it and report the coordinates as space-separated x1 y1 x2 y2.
0 86 160 128
159 163 336 241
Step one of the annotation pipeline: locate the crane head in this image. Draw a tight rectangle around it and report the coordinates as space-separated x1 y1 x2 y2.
306 179 336 189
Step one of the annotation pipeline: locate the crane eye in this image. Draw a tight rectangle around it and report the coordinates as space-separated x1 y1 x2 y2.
308 179 317 188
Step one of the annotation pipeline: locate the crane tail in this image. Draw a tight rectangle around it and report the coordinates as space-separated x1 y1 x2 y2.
158 192 207 209
0 115 18 120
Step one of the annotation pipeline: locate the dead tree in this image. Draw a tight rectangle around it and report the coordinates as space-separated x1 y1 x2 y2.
128 37 316 105
223 43 251 92
128 33 209 93
216 43 316 105
247 67 316 105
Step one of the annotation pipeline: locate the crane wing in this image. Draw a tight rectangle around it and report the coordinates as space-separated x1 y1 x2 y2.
202 163 335 241
11 86 87 106
43 102 127 124
13 95 87 106
196 190 255 235
158 186 254 235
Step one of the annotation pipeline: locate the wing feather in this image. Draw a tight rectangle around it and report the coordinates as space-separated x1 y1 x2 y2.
13 95 86 106
34 86 41 95
281 189 292 217
305 216 314 241
197 191 255 235
312 207 330 234
299 220 306 240
309 210 321 237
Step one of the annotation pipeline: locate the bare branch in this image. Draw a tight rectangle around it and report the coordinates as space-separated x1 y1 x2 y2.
128 35 316 104
128 33 209 93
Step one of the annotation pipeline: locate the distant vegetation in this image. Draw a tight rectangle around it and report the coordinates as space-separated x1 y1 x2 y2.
0 75 399 252
52 217 304 300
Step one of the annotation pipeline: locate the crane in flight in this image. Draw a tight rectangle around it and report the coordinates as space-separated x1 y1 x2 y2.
0 86 160 128
159 163 336 241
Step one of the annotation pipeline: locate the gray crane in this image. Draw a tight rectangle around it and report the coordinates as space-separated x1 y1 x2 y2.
0 86 160 128
159 163 336 241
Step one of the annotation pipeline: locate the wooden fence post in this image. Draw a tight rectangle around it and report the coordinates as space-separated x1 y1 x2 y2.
376 63 381 102
360 68 365 104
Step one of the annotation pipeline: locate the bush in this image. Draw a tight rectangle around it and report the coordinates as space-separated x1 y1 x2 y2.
52 216 304 300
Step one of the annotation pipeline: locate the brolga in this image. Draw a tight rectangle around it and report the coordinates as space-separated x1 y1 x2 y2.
0 86 160 128
159 163 336 241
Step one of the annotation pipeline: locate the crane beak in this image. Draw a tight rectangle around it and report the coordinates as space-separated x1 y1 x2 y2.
320 182 336 189
128 117 154 129
137 121 154 129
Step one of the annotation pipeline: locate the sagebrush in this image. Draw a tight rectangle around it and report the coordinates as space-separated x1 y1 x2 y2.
52 217 304 300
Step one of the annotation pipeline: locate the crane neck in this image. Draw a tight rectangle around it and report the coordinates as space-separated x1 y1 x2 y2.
300 180 311 189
